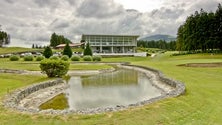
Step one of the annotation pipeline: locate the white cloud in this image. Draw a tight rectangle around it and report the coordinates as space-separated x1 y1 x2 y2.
114 0 164 12
0 0 220 47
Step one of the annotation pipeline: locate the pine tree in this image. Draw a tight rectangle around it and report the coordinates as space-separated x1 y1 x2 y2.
83 42 93 56
215 3 222 50
63 43 72 58
0 30 10 47
50 32 58 48
50 33 72 48
43 46 53 58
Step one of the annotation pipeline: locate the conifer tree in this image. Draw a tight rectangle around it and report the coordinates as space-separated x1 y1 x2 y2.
63 43 72 58
43 46 53 58
83 42 93 56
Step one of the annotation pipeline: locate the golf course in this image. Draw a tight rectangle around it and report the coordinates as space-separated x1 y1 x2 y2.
0 48 222 125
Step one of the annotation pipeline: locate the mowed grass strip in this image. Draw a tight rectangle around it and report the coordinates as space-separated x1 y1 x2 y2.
0 58 113 71
0 59 40 71
0 53 222 124
69 63 113 70
0 47 41 54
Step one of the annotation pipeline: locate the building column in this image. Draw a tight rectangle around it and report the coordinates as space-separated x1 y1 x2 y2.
111 37 114 53
122 47 125 53
100 37 102 53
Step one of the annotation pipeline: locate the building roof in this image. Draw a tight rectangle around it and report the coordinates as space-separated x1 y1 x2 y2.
55 43 84 48
82 34 140 38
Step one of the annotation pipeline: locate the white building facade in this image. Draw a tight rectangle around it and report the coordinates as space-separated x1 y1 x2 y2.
82 34 139 53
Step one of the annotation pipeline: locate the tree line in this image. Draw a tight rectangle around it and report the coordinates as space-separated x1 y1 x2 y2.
176 3 222 52
137 40 176 50
50 32 72 48
0 30 10 47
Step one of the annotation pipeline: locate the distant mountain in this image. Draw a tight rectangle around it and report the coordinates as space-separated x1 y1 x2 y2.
139 34 176 42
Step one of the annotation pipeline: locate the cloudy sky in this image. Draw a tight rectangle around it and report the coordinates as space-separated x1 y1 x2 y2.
0 0 221 47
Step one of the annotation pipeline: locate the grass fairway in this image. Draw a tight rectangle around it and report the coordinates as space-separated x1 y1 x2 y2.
0 58 113 71
0 47 41 54
0 53 222 124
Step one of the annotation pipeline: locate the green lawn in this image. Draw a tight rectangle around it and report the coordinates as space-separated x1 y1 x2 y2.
0 58 113 71
0 53 222 124
70 63 113 70
0 47 42 54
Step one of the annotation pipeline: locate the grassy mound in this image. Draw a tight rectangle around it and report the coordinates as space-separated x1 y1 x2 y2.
0 52 222 124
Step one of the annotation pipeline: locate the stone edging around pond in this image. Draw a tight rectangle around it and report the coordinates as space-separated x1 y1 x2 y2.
2 64 185 115
2 79 65 113
123 64 185 97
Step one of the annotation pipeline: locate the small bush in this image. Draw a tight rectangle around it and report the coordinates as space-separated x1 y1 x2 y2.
83 42 93 56
83 56 92 61
43 46 53 58
71 55 80 61
36 56 45 61
92 55 102 61
61 55 69 61
24 55 34 61
9 55 20 61
63 43 73 58
50 56 59 60
40 59 70 77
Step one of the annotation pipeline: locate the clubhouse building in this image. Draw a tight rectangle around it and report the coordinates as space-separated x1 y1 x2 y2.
81 34 139 53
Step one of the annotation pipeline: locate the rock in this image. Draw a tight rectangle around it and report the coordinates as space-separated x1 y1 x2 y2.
2 64 185 115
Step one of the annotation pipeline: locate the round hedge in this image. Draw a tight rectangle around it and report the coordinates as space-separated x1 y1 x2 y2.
40 59 70 77
71 55 80 61
9 55 20 61
49 56 59 60
92 55 102 61
61 55 69 61
24 55 34 61
36 56 45 61
83 56 92 61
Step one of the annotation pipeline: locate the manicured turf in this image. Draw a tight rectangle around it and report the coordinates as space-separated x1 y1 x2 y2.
0 58 113 71
39 93 69 110
69 63 113 70
0 53 222 124
0 47 41 54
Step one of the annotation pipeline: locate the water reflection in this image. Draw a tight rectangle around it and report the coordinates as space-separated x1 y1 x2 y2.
66 69 161 110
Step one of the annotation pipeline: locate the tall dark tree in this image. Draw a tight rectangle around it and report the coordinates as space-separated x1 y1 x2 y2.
50 33 72 48
83 42 93 56
137 40 176 50
63 43 73 58
43 46 53 58
176 3 222 52
215 3 222 50
50 32 58 48
0 28 10 47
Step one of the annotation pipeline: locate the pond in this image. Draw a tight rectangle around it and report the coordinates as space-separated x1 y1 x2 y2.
40 68 162 110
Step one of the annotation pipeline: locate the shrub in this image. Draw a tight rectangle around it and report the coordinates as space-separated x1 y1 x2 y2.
71 55 80 61
83 56 92 61
83 42 93 56
43 46 53 58
36 56 45 61
63 43 72 58
50 56 59 60
9 55 19 61
92 55 102 61
40 59 70 77
61 55 69 61
24 55 34 61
